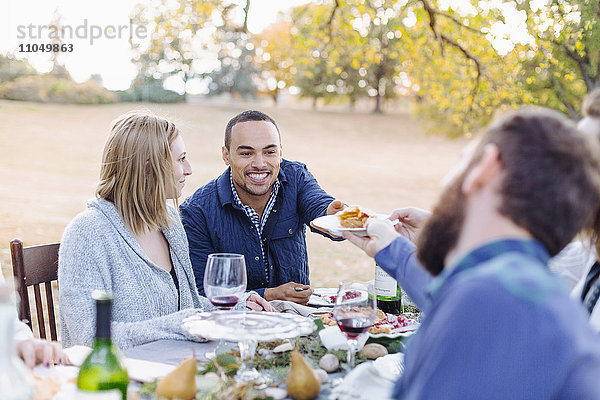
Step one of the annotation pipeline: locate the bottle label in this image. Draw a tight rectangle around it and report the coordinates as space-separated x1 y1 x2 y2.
76 389 122 400
375 265 397 297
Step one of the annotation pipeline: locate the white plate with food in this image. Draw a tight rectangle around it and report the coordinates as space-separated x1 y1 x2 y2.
318 309 419 338
369 309 419 338
309 287 370 307
311 206 397 237
369 324 419 338
308 288 338 307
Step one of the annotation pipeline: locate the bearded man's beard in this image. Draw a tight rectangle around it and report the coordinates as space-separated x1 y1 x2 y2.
416 177 467 276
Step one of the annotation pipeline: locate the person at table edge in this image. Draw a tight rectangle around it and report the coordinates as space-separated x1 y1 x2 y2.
0 271 68 368
370 88 600 329
180 110 345 303
344 108 600 398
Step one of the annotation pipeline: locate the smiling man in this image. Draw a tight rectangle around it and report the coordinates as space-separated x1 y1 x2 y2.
180 110 345 304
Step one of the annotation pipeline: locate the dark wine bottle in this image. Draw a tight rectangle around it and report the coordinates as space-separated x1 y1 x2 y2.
77 291 129 399
375 264 402 314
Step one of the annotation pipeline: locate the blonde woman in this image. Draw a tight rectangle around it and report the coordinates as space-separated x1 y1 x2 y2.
59 111 272 350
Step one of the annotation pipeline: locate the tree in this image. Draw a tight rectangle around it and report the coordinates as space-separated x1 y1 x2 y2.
128 0 599 136
399 3 514 136
131 0 260 99
288 1 407 112
516 0 599 117
0 54 36 84
130 0 221 98
287 0 484 115
407 0 599 131
252 19 297 104
357 0 409 113
288 3 339 109
205 30 258 98
204 2 259 99
48 8 70 79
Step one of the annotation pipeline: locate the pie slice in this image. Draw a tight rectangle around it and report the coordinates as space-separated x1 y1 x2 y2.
337 206 374 228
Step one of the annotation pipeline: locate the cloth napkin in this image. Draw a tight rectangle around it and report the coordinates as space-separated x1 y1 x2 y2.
269 299 332 317
328 360 397 400
318 325 369 351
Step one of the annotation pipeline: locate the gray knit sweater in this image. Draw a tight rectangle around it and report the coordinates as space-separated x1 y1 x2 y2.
59 199 223 349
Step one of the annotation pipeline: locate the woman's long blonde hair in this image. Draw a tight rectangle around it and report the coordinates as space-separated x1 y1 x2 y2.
96 110 180 235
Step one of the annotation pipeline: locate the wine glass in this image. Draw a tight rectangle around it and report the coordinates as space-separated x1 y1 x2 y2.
203 253 247 358
333 281 376 369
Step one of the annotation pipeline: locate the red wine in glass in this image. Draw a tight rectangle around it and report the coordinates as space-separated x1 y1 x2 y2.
210 295 240 310
203 253 248 359
337 318 373 339
333 281 376 369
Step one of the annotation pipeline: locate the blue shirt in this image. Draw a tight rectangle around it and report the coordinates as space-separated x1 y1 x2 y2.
376 238 600 399
180 159 338 297
230 171 280 281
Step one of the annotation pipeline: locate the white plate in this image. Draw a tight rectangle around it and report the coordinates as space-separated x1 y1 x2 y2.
311 214 397 237
372 352 405 381
183 310 315 342
315 306 420 337
308 288 338 307
369 322 419 338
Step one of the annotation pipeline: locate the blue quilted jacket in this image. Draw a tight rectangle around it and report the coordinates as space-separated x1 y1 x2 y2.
180 159 337 297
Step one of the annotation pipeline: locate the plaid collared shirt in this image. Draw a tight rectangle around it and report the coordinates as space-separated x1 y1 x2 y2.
230 171 280 280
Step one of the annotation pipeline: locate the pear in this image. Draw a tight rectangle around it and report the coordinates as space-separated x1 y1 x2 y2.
286 350 321 400
156 355 197 400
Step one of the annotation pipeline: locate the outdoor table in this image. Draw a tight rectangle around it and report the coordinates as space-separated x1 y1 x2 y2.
124 338 396 399
124 339 342 399
36 336 397 399
123 338 218 365
36 293 408 399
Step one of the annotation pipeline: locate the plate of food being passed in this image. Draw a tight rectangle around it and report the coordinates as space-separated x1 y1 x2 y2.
311 206 398 237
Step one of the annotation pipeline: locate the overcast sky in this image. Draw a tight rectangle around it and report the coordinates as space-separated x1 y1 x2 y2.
1 0 311 90
1 0 540 91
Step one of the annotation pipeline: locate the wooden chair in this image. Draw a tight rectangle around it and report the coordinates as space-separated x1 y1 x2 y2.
10 238 60 341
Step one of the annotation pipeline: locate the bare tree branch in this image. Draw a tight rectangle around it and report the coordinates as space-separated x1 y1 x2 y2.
418 0 483 110
539 36 595 91
242 0 251 33
550 72 579 118
326 0 340 42
419 0 439 40
440 33 482 97
433 9 482 35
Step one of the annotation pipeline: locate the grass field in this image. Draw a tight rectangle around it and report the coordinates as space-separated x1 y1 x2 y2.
0 99 466 289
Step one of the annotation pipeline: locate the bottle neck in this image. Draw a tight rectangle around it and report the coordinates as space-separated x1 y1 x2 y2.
92 337 113 348
95 301 112 340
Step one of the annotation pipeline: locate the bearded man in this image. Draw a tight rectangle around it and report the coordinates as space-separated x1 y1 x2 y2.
345 108 600 398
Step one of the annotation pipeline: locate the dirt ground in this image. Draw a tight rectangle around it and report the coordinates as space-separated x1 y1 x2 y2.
0 99 466 289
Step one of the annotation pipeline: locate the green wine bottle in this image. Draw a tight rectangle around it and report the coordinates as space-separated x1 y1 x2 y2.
77 291 129 400
375 264 402 315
